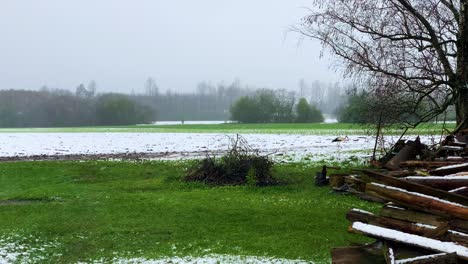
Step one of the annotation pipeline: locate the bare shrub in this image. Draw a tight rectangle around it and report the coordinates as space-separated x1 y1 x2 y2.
184 135 277 186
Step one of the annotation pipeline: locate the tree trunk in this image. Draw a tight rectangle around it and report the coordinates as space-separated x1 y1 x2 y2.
456 0 468 131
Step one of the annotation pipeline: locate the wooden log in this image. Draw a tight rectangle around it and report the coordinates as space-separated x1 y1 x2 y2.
431 163 468 176
401 161 464 169
380 206 468 234
380 207 448 226
386 170 413 178
404 176 468 191
395 252 458 264
331 245 386 264
349 222 468 260
362 170 468 206
365 183 468 220
450 187 468 197
346 209 468 245
347 209 435 236
446 230 468 247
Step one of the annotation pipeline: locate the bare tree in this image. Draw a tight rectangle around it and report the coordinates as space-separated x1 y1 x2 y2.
145 77 159 97
87 80 97 97
299 0 468 131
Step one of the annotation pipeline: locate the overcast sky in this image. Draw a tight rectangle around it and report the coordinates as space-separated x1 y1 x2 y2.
0 0 340 93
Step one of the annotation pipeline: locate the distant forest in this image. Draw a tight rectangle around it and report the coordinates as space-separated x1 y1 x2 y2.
133 78 349 121
0 79 349 127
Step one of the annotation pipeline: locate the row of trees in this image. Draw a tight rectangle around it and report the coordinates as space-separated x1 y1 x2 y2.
133 79 346 122
0 89 154 127
230 90 324 123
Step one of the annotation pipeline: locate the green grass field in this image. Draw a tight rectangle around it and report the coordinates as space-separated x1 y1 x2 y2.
0 160 379 263
0 122 456 135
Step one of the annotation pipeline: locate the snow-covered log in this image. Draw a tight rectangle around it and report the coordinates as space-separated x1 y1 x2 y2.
363 170 468 206
365 183 468 220
431 163 468 176
350 222 468 260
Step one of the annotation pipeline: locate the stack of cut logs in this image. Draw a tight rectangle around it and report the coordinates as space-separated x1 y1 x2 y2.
331 135 468 264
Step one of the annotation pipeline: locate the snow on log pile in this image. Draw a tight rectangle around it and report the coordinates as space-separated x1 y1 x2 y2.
331 145 468 263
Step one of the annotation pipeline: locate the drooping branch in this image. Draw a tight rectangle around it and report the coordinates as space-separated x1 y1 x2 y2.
298 0 461 128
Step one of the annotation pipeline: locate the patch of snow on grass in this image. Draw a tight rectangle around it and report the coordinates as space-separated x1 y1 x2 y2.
0 234 58 264
93 254 314 264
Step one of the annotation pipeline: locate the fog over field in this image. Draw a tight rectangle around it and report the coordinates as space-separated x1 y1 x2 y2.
0 0 338 93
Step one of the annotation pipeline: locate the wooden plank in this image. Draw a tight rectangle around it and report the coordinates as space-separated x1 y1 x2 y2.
380 206 468 234
430 163 468 176
380 207 449 228
449 187 468 197
362 170 468 206
401 161 465 169
395 252 458 264
365 183 468 220
347 209 434 236
404 176 468 191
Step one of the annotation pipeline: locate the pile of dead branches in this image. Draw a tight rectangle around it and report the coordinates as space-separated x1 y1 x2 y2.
184 135 277 186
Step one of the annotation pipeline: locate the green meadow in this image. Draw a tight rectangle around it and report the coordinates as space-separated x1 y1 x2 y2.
0 160 379 263
0 122 456 135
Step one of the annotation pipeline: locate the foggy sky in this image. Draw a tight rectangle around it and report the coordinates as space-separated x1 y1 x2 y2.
0 0 340 93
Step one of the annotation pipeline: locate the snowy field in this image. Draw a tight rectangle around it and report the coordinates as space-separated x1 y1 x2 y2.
0 133 437 162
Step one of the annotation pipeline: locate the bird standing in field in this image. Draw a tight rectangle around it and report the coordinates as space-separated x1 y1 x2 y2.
332 136 349 142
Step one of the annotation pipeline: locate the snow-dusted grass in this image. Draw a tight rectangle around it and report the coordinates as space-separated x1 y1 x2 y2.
0 234 60 263
0 161 378 263
84 254 314 264
0 133 438 163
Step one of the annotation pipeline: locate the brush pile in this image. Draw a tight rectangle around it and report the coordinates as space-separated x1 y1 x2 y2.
331 134 468 263
184 135 277 186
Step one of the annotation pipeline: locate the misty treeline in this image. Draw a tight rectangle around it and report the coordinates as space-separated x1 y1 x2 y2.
0 79 351 127
133 79 349 122
0 85 154 127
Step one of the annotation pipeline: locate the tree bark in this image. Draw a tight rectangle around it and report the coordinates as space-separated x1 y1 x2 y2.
456 0 468 131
